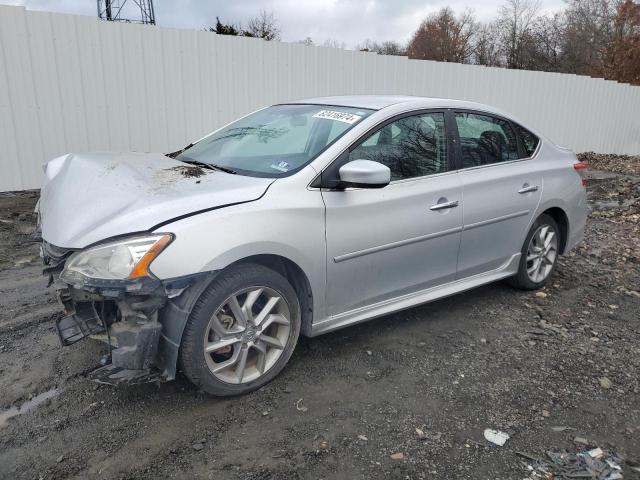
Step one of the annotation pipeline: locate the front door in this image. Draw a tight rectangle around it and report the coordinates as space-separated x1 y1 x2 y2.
322 111 463 316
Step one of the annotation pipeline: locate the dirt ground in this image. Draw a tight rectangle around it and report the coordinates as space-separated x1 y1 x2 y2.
0 154 638 480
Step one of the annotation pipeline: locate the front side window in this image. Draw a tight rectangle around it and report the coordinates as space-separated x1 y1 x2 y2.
349 112 448 181
176 104 373 177
455 112 519 168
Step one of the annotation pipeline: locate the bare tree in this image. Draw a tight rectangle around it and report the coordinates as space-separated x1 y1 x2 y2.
561 0 617 75
495 0 541 69
377 41 406 56
528 12 566 71
473 22 503 66
298 37 314 46
245 10 281 41
356 39 406 55
356 39 377 52
207 17 240 35
323 38 347 49
407 7 477 63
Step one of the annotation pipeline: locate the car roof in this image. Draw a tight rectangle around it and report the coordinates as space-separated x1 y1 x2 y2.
288 95 421 110
287 95 505 114
286 95 540 138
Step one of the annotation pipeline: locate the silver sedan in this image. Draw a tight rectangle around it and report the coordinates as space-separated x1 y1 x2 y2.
39 96 588 395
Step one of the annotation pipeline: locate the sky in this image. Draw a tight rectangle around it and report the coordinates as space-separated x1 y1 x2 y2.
0 0 567 47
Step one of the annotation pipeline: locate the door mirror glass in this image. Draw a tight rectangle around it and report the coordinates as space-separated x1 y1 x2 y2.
338 160 391 188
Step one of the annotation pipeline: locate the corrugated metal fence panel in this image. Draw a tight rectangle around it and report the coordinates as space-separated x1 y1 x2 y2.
1 5 639 191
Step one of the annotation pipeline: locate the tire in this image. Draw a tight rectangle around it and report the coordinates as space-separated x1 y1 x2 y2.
508 214 560 290
180 263 301 396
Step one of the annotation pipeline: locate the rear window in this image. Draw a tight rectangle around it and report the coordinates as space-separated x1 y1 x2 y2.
514 124 540 157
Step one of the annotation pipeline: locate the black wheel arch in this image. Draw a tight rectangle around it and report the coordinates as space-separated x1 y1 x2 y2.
156 254 313 380
540 207 569 254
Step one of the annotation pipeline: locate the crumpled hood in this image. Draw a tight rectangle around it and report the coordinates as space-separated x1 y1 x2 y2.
40 152 274 248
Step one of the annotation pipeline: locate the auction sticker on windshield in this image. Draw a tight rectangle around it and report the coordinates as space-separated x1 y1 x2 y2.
270 161 290 172
313 110 362 124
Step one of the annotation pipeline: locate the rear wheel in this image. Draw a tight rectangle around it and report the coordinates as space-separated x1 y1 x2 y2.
180 263 300 396
508 214 560 290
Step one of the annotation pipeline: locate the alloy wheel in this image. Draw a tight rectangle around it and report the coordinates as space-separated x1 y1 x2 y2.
203 286 291 384
526 224 558 283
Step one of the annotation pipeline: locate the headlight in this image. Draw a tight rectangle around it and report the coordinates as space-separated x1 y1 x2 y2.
61 234 172 281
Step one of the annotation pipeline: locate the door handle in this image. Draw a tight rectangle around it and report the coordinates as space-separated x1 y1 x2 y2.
430 200 459 211
518 184 539 194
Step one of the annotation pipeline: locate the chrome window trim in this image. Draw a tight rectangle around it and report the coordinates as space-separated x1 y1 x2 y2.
454 139 542 174
388 169 458 185
313 169 458 192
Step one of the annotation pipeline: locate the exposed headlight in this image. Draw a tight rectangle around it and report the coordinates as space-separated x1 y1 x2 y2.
61 234 172 282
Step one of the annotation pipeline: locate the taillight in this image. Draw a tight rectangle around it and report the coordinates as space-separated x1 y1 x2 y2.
574 162 588 186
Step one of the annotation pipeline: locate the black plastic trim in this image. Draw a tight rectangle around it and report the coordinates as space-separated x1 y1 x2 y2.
339 180 389 189
275 102 380 111
511 121 541 159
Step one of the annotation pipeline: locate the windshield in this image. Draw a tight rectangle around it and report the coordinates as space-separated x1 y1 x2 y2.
176 104 373 177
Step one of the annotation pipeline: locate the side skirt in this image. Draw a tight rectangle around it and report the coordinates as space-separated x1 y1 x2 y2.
310 254 520 336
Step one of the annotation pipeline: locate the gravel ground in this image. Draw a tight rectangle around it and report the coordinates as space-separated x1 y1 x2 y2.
0 155 638 480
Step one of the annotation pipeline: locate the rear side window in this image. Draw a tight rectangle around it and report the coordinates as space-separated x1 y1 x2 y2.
514 123 540 157
455 112 519 168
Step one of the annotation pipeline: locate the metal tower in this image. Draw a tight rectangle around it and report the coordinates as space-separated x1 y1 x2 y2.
97 0 155 25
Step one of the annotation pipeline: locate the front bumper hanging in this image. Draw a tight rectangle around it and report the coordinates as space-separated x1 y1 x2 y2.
51 266 217 386
55 278 167 384
56 300 104 346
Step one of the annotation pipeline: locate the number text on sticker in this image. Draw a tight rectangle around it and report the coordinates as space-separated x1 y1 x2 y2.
313 110 362 124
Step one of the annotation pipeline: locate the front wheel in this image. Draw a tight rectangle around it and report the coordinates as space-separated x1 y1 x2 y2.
508 214 560 290
180 263 301 396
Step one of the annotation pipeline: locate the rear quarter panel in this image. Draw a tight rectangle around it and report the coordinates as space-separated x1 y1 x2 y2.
535 142 588 252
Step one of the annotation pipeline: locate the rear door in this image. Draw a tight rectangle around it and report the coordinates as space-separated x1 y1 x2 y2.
321 111 463 316
454 111 542 278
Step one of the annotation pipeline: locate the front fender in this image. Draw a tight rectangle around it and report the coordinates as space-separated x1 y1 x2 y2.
148 188 327 337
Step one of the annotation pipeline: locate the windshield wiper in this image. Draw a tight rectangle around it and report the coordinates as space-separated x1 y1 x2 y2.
166 143 194 158
179 159 237 175
209 164 237 175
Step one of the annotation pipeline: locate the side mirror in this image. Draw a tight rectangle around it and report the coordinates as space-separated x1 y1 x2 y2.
338 160 391 189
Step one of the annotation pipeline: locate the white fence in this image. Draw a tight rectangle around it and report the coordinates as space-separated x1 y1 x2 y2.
1 5 639 191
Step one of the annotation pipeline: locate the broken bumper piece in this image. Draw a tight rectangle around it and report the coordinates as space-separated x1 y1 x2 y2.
89 364 166 386
52 269 215 386
55 274 168 385
56 301 104 346
109 318 162 370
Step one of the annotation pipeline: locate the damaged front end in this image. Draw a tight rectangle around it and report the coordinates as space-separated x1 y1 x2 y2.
43 234 213 386
56 274 167 385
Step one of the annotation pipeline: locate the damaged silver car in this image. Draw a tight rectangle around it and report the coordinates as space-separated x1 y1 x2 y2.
38 96 588 396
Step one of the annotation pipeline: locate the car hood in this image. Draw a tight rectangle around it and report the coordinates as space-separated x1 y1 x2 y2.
39 152 275 248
